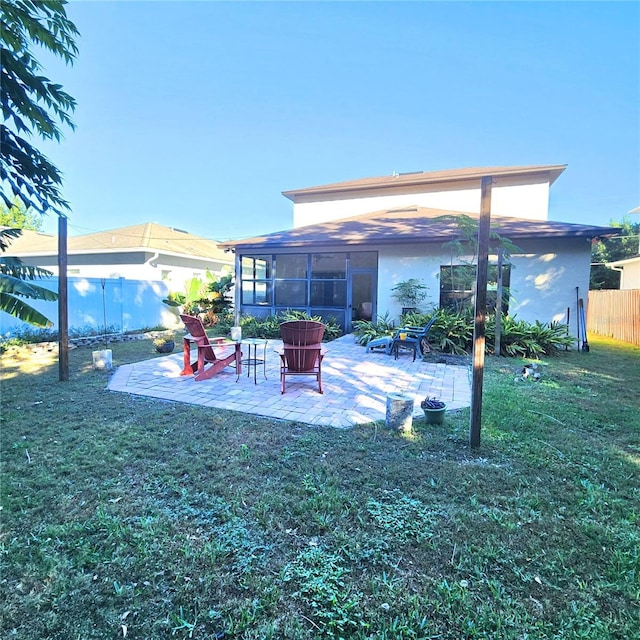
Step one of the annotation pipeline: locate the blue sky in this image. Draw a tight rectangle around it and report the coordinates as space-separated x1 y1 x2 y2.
38 1 639 240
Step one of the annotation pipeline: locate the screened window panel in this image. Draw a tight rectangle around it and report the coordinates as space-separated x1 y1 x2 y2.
311 253 346 279
311 309 346 330
349 251 377 268
275 280 307 306
275 254 307 279
242 281 271 305
310 281 346 307
255 282 269 304
242 255 271 279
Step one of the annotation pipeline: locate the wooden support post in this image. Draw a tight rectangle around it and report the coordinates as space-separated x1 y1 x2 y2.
234 250 241 327
495 247 504 356
58 215 69 381
469 176 492 448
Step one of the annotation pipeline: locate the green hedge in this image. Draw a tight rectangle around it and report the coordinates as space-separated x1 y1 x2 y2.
352 309 574 358
215 310 342 342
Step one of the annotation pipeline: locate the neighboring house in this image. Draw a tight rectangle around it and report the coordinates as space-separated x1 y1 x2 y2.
221 164 618 334
5 222 233 289
1 223 233 335
605 256 640 290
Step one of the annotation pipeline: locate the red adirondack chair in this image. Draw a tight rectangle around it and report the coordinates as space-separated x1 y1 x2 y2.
180 314 241 381
277 320 327 394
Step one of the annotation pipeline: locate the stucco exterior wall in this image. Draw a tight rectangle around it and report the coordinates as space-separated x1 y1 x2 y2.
19 257 232 290
293 180 550 227
618 259 640 290
47 263 217 289
376 244 444 318
507 238 592 330
375 236 591 338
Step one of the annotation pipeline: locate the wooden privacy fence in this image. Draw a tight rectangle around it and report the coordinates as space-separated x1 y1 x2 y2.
587 289 640 346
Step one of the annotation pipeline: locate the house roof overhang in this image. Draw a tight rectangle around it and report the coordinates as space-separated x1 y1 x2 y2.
219 206 619 252
606 255 640 268
282 164 567 202
2 223 232 263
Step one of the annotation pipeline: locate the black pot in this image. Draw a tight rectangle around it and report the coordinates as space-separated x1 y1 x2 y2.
156 341 175 353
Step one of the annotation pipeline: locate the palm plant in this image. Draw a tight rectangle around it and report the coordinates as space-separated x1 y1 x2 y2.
162 271 234 322
0 228 58 327
391 278 428 310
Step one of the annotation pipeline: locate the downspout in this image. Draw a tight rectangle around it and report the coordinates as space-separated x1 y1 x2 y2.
606 263 624 288
144 251 160 268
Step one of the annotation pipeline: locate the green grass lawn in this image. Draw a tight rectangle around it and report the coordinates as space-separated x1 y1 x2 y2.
1 335 639 639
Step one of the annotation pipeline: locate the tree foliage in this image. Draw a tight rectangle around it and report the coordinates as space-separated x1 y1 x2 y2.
590 215 640 289
391 278 428 310
439 213 521 263
0 0 75 326
0 0 79 216
0 196 43 230
437 213 519 313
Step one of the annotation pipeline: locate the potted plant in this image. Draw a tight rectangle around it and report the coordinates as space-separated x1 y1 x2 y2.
153 335 175 353
391 278 428 314
421 396 446 424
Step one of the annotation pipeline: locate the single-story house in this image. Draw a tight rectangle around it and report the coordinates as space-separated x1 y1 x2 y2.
1 222 234 335
606 255 640 290
5 222 233 289
220 164 618 335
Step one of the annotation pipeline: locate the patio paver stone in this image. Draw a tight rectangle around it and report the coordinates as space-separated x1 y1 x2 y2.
108 335 472 428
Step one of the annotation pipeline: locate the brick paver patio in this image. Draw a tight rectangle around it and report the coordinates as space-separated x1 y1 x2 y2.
108 335 472 428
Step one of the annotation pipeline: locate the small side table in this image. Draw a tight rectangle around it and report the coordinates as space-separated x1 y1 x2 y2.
392 339 418 361
237 338 268 384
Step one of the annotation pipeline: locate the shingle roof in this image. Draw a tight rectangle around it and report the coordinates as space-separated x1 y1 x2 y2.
1 228 57 254
4 223 230 261
219 206 619 251
282 164 567 201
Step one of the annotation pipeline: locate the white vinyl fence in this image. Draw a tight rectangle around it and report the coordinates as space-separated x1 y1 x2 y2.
0 277 178 337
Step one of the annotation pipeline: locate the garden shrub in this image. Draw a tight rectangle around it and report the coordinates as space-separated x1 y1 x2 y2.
487 316 573 358
400 310 433 326
0 324 125 352
352 312 396 345
353 308 573 358
224 311 343 341
207 312 235 334
430 308 474 355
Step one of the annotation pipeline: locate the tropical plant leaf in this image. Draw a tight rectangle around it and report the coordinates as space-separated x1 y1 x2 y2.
0 291 53 326
0 273 58 300
0 226 57 326
0 227 22 251
0 255 54 280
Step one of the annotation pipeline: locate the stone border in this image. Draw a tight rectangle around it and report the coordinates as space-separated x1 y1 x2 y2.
1 330 175 355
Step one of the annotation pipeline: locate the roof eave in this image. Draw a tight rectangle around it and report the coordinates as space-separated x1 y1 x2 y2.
282 164 568 201
223 228 616 253
11 247 232 261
